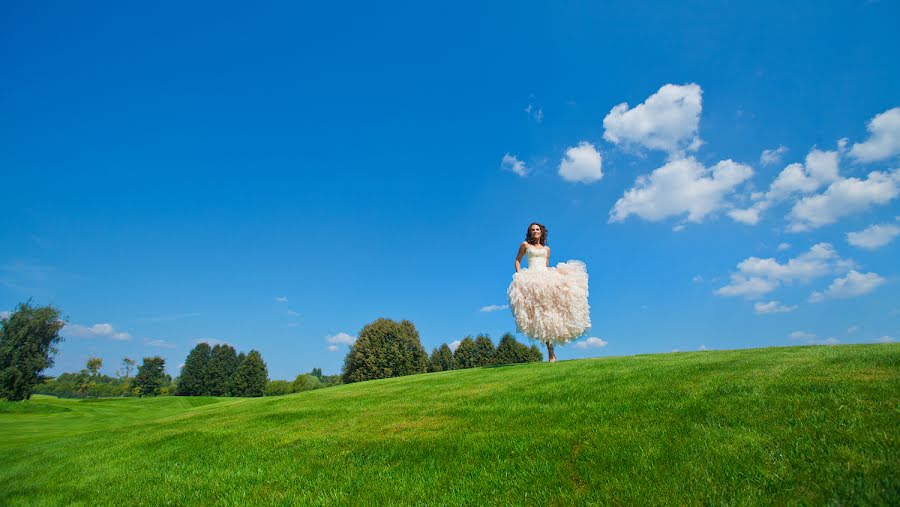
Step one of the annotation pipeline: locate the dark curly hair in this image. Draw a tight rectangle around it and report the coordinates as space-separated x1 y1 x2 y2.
525 222 548 246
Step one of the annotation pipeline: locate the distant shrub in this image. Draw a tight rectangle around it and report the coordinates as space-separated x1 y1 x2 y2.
342 318 428 383
292 374 323 392
265 380 293 396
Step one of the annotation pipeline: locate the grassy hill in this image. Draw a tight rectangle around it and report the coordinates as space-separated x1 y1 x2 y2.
2 343 898 505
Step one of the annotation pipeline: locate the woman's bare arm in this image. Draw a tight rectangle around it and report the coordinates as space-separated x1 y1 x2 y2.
515 242 527 273
545 246 551 267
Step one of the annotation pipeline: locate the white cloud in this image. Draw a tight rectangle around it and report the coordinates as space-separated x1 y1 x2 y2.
754 301 797 314
698 344 709 351
760 145 789 166
326 332 356 346
847 325 859 333
810 270 886 302
610 157 753 224
777 242 791 251
849 107 900 163
819 337 840 345
63 323 132 341
558 142 603 183
524 103 543 123
0 311 9 319
479 304 509 313
287 309 301 317
603 83 703 154
847 223 900 249
877 335 894 343
275 296 288 303
788 169 900 232
790 331 816 340
574 337 608 349
327 345 339 352
692 275 703 283
448 340 461 352
716 243 848 299
145 339 176 349
501 153 527 177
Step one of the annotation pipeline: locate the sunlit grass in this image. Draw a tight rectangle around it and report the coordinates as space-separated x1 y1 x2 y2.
2 343 897 505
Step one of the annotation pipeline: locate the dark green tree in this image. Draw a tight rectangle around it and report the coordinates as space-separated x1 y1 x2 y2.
436 343 456 371
233 350 268 397
132 356 167 396
207 344 240 396
453 336 477 369
311 367 323 379
177 343 212 396
0 301 66 401
473 334 496 367
495 333 523 364
342 318 428 383
527 344 544 362
428 348 443 373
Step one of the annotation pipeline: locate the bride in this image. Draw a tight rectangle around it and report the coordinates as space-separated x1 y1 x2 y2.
507 223 591 362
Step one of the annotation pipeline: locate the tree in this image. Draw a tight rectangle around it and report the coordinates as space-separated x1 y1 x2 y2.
119 357 136 396
527 344 544 362
0 301 66 401
177 343 212 396
233 350 268 397
453 336 477 369
292 373 323 392
132 357 167 396
495 333 523 364
342 318 428 383
86 356 103 378
265 380 293 396
473 334 497 367
206 344 240 396
311 367 323 379
435 343 456 371
428 348 443 373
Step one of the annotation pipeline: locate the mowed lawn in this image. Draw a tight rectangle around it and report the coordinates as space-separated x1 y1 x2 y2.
1 343 897 505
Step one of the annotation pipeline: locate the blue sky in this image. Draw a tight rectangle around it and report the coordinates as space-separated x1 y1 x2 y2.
2 1 898 380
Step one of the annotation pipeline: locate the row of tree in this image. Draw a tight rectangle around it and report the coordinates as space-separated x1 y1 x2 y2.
342 318 543 384
177 343 268 397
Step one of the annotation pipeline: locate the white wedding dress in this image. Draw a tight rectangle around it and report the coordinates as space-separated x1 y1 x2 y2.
507 244 591 345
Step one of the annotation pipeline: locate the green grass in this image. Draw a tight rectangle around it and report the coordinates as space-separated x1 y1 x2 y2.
2 343 898 505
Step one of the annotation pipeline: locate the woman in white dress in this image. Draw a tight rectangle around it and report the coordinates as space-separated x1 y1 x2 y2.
507 223 591 362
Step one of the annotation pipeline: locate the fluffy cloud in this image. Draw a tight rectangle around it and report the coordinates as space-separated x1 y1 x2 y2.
716 243 849 299
0 311 9 319
777 242 791 251
603 83 703 154
760 145 789 166
877 336 895 343
479 304 509 313
275 296 288 303
501 153 527 177
610 157 753 224
849 107 900 163
145 339 176 349
327 345 339 352
63 323 132 341
448 340 461 352
847 223 900 249
809 270 885 302
754 301 797 314
789 331 816 340
574 337 608 349
558 142 603 183
326 332 356 346
788 169 900 231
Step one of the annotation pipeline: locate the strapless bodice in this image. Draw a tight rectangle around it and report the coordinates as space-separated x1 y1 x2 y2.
525 245 549 270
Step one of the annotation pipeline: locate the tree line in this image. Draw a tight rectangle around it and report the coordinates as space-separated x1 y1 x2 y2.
342 318 542 384
176 343 268 397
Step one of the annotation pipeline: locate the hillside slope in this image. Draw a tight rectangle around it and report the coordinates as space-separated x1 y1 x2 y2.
2 343 898 505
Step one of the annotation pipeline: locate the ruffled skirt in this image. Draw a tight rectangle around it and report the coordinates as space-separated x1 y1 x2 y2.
506 260 591 345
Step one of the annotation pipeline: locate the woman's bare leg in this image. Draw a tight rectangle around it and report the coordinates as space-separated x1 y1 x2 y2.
546 342 556 363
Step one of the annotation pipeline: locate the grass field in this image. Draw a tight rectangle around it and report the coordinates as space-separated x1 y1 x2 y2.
2 343 898 505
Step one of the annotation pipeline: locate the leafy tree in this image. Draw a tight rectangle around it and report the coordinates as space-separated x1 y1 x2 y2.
0 301 66 401
292 373 323 392
177 343 212 396
233 350 268 397
319 374 343 387
207 344 240 396
527 344 544 362
428 348 443 373
119 357 135 396
132 356 167 396
342 318 428 383
435 343 456 371
86 356 103 378
265 380 293 396
473 334 497 367
453 336 477 369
